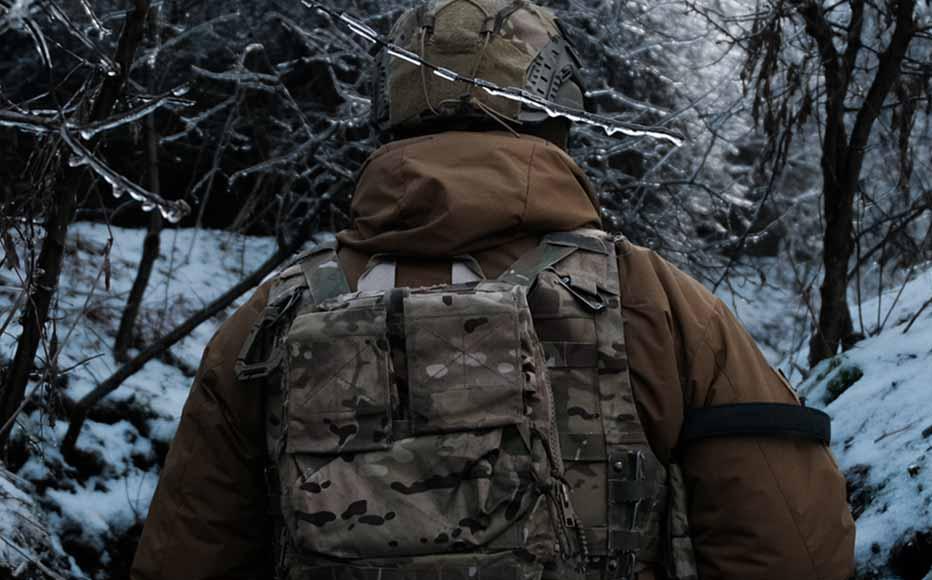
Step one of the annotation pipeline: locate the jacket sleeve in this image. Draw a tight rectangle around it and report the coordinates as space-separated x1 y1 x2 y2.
131 284 272 580
681 297 856 580
619 245 855 580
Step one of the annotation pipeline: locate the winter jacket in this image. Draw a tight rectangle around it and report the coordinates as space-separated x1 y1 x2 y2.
131 131 855 580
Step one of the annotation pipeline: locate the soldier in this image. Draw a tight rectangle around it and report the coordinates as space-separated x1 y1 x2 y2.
131 1 855 579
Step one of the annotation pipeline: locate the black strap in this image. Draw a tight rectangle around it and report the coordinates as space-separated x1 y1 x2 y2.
680 403 831 446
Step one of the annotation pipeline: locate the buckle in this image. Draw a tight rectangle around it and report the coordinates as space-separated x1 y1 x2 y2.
235 289 302 381
556 275 607 313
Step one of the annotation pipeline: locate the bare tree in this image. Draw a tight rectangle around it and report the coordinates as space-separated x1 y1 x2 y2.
113 7 164 363
696 0 931 367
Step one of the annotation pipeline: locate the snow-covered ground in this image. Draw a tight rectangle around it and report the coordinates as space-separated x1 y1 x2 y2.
1 222 930 578
0 223 276 577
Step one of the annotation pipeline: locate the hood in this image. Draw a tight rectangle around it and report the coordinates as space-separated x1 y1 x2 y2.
337 131 602 257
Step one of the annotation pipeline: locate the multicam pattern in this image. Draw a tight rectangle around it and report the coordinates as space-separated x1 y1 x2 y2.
405 287 525 432
279 281 567 572
520 234 668 574
668 464 699 580
285 427 544 559
286 303 392 454
388 0 560 126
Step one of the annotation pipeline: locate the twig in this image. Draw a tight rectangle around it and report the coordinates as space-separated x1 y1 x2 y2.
874 421 917 443
0 535 67 580
878 264 916 334
0 248 108 442
0 288 26 338
903 295 932 335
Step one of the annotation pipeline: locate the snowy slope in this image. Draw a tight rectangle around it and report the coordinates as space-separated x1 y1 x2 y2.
798 267 932 580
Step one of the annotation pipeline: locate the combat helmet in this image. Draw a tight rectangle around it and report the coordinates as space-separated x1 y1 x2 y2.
371 0 586 145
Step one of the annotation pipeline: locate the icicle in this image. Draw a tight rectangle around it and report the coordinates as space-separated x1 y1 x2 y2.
78 0 110 38
481 86 685 146
68 155 88 168
386 47 422 66
432 67 460 82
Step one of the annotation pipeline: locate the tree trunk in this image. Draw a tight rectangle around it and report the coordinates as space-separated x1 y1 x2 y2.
806 0 915 369
114 113 163 362
0 190 76 433
808 178 855 367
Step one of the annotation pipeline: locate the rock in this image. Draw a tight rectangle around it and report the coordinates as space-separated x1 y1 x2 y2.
889 529 932 580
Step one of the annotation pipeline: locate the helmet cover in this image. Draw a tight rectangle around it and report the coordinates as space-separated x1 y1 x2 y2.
372 0 585 132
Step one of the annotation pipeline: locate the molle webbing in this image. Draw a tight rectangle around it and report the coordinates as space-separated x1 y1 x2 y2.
505 231 667 579
247 234 668 580
592 240 661 579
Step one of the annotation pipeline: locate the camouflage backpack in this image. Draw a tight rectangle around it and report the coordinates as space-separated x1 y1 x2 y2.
236 230 696 580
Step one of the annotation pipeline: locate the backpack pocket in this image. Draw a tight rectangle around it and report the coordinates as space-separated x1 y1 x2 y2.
285 305 393 453
404 289 525 434
285 425 552 560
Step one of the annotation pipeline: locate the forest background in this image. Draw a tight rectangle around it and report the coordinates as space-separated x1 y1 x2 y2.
0 0 931 578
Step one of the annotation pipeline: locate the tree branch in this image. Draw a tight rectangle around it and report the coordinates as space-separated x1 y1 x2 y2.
61 243 292 458
846 0 916 174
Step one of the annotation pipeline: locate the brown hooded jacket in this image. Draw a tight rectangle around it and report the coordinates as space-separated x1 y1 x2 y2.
131 131 855 580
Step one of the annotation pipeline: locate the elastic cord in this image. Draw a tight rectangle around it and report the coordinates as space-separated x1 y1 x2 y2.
419 29 440 116
470 96 521 138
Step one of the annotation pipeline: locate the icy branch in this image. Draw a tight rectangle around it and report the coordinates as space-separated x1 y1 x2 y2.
0 87 193 138
133 12 240 71
78 86 194 139
230 124 340 186
44 0 118 75
60 127 191 223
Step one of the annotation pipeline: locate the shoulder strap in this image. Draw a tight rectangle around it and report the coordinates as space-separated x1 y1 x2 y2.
300 241 351 305
499 230 609 287
680 403 832 446
235 242 350 381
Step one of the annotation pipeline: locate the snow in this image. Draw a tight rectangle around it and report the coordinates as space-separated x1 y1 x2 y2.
46 468 158 550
